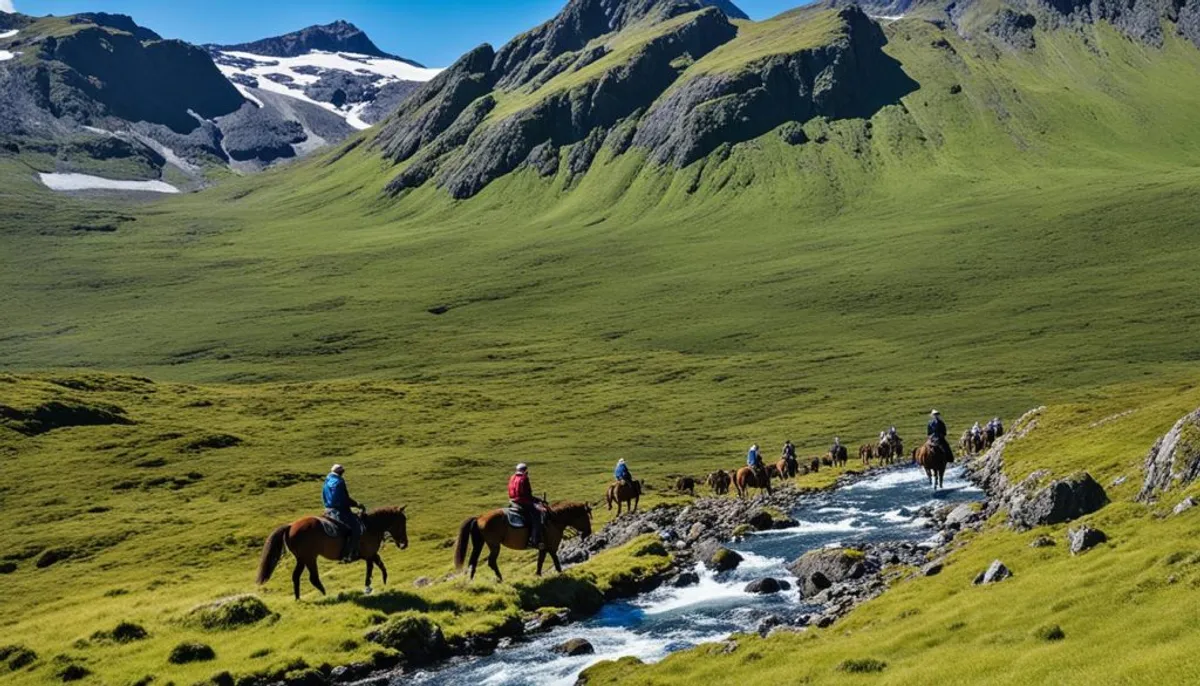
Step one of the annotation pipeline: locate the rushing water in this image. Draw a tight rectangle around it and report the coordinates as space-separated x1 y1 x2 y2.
408 465 983 686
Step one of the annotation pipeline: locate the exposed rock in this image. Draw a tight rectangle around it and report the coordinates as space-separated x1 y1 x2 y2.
703 545 743 572
944 503 979 529
756 614 784 636
168 641 215 664
671 571 700 587
552 637 594 656
744 577 781 594
1173 496 1197 515
1009 472 1108 530
1029 535 1056 548
1139 407 1200 501
364 616 447 666
973 560 1011 585
986 9 1037 50
213 20 420 63
787 548 867 597
1067 526 1107 555
921 560 944 577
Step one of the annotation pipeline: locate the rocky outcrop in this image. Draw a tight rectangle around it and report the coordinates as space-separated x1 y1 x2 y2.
1138 407 1200 501
787 548 867 597
553 637 595 656
1009 472 1108 530
1067 525 1106 554
986 9 1037 49
215 102 305 162
213 20 422 64
973 559 1012 584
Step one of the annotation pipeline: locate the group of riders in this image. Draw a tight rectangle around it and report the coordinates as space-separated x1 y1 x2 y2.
322 410 1003 561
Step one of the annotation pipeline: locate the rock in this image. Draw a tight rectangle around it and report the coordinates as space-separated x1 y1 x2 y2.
1010 472 1108 529
168 641 215 664
1173 496 1197 515
974 560 1012 585
1140 407 1200 500
986 9 1037 50
687 522 706 541
921 561 944 577
944 503 979 528
816 614 837 628
787 548 867 597
747 509 776 531
364 616 447 666
671 571 700 588
744 577 781 594
552 638 594 656
756 614 784 636
412 576 432 588
1067 526 1107 555
698 541 743 572
524 608 569 634
1029 535 1056 548
777 579 791 591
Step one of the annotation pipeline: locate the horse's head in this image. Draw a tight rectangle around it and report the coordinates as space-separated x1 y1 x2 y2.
382 506 408 550
555 502 593 540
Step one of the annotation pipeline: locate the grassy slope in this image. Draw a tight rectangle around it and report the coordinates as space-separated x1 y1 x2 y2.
3 10 1200 685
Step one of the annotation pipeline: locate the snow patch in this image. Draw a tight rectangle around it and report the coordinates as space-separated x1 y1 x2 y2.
39 173 179 194
0 50 15 62
870 14 906 22
0 29 18 39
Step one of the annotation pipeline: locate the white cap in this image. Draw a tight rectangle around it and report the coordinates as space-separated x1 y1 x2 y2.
515 463 527 472
331 464 344 474
618 458 625 464
931 409 940 416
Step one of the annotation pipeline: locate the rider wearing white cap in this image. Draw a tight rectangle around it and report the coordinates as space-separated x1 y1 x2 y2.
508 463 544 549
323 464 365 562
614 458 633 484
927 410 951 457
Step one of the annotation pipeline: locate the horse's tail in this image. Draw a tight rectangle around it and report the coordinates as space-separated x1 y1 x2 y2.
257 524 290 585
606 485 614 510
453 517 478 571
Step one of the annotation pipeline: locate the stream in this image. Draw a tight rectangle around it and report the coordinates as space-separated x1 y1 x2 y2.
407 465 983 686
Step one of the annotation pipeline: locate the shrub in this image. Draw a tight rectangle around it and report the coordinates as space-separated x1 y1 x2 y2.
187 595 273 630
838 658 888 673
1034 624 1066 641
92 621 149 643
0 644 38 671
364 615 446 665
168 642 215 664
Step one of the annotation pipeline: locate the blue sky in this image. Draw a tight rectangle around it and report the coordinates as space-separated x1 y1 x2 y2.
16 0 810 66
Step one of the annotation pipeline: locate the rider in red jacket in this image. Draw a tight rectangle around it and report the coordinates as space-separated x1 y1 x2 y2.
508 463 545 550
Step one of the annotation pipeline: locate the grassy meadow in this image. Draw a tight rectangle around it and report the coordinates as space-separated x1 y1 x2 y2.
2 12 1200 686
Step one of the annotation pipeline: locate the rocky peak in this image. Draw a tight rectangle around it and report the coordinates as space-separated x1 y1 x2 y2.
214 20 424 67
68 13 163 42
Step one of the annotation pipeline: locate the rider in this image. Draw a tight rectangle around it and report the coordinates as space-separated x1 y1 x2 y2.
831 436 842 455
782 440 797 467
888 426 899 441
747 443 764 477
614 458 633 484
508 463 545 550
927 410 951 457
323 464 365 563
971 421 983 438
991 417 1004 437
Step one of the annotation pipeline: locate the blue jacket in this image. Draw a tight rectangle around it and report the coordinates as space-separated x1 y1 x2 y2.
323 473 353 510
614 463 631 481
747 447 760 466
927 418 947 439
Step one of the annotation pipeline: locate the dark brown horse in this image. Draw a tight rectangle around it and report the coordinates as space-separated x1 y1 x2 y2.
859 443 875 466
915 439 952 490
257 506 409 600
705 470 732 495
735 466 772 498
877 439 894 465
606 480 642 514
831 444 849 467
454 501 592 581
675 476 697 496
775 457 797 480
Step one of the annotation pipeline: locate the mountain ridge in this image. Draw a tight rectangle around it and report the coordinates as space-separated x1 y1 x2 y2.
210 19 427 68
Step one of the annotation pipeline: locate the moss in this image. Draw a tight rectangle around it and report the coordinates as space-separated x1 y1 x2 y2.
732 524 754 538
1034 624 1066 641
0 644 37 671
168 642 215 664
90 621 148 643
186 595 273 630
837 658 887 673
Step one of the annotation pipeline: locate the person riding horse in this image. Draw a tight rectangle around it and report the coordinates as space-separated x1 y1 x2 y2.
322 464 366 563
508 463 547 550
614 458 634 485
747 444 765 480
782 440 798 471
927 410 952 459
831 436 843 456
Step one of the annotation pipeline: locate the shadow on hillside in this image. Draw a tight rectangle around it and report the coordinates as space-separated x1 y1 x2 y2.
317 589 462 614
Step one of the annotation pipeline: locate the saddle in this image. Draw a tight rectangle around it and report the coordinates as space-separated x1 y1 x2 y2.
504 504 527 529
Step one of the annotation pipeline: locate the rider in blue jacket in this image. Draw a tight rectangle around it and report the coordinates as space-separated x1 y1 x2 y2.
614 458 633 483
323 464 365 562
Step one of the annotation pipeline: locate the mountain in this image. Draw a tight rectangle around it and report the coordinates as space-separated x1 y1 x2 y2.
207 21 441 131
0 13 439 188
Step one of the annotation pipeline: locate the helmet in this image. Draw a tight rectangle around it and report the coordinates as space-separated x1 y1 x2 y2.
331 464 345 474
515 463 527 473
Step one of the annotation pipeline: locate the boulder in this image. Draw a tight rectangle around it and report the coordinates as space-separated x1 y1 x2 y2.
787 548 866 597
756 614 784 637
973 560 1012 585
744 578 781 594
944 503 979 528
1067 526 1107 555
921 561 944 577
1029 535 1056 548
698 540 743 572
1174 496 1197 516
671 571 700 588
746 509 776 531
1010 472 1108 529
1139 407 1200 501
552 638 594 656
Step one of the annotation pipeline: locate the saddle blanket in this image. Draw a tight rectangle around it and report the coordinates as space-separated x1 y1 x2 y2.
505 506 527 529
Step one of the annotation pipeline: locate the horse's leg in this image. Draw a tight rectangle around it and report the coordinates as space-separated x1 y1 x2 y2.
634 493 639 512
365 558 374 593
373 555 388 586
306 560 326 596
486 542 503 582
291 559 304 600
467 535 484 581
536 550 546 577
549 551 563 574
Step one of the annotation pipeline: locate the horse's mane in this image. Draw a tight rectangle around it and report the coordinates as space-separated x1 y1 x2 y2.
364 506 406 532
550 501 591 518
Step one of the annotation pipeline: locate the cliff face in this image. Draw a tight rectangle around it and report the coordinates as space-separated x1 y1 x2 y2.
372 1 916 199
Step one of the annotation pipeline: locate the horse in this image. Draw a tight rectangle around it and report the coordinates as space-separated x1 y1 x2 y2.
887 435 904 465
454 501 592 581
606 479 642 514
808 456 821 473
705 470 731 495
257 506 409 600
735 466 773 498
877 439 894 465
675 476 697 496
859 443 875 466
831 444 849 467
776 457 797 480
766 463 782 480
914 439 953 490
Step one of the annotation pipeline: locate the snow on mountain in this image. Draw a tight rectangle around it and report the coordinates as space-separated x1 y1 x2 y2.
212 49 440 130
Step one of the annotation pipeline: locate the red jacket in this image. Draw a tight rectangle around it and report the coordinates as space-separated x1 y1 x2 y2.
508 472 534 504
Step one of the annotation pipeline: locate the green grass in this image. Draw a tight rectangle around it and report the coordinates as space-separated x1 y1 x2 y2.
4 11 1200 686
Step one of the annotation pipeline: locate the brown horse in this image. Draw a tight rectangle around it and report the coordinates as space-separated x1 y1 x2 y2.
877 439 894 465
257 506 409 600
831 444 849 467
606 480 642 514
775 457 797 480
675 476 697 496
705 470 732 495
807 456 821 473
887 435 904 465
859 443 875 466
735 466 772 498
915 439 953 490
453 501 592 581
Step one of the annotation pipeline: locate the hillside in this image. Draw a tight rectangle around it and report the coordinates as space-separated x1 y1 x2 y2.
4 0 1200 683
